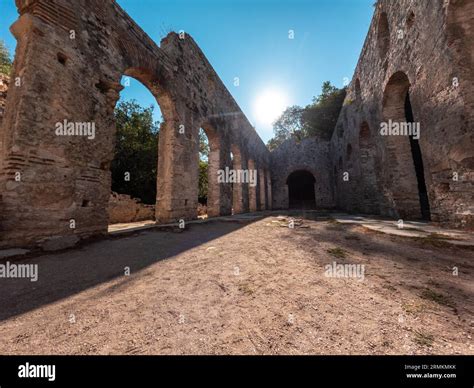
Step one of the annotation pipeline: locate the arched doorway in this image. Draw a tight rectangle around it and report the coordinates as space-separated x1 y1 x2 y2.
287 170 316 209
382 71 431 220
107 74 162 226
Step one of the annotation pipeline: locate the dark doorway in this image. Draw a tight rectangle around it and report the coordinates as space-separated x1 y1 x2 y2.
405 92 431 220
287 170 316 209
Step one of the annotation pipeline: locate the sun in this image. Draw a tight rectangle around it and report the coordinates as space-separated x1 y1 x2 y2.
254 89 288 126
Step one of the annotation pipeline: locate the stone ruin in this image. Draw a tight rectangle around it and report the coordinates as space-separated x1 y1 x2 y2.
329 0 474 228
272 0 473 227
0 0 472 250
107 192 154 225
0 0 271 249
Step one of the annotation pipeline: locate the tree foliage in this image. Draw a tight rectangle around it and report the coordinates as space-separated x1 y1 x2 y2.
199 128 210 160
267 105 305 151
198 160 208 204
302 81 347 140
111 100 160 204
267 82 346 150
0 39 12 76
198 128 210 204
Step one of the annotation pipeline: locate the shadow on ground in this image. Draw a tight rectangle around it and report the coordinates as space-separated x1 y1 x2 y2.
0 219 258 322
277 213 474 320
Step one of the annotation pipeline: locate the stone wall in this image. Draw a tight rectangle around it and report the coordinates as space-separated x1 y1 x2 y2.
0 0 271 249
268 0 472 228
330 0 474 228
1 0 472 251
270 138 335 210
108 192 155 224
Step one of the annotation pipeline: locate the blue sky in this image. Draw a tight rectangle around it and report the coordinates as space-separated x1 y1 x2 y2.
0 0 374 143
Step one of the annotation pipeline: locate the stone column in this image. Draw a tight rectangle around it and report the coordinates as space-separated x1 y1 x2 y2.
259 168 266 211
217 145 233 217
205 133 222 218
196 129 232 218
248 159 257 212
155 102 199 223
231 149 244 214
0 14 121 249
241 156 250 213
266 170 272 210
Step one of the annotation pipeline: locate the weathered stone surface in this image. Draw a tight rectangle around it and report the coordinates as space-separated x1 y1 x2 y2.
0 248 29 259
108 192 154 224
42 235 80 252
328 0 473 228
271 138 334 210
0 0 472 251
0 0 270 249
268 0 473 228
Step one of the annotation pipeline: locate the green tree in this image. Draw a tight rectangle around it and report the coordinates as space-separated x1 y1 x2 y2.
199 128 209 160
111 100 160 204
0 40 12 76
267 105 304 150
301 81 346 140
267 82 346 149
198 128 209 204
198 160 208 204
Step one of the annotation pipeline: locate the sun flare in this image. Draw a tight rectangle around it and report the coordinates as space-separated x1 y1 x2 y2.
254 89 288 126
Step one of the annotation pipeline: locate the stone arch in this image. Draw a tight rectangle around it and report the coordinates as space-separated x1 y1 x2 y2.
286 169 316 209
107 67 175 215
115 67 182 224
0 0 273 249
382 71 431 220
377 12 390 60
122 68 174 120
107 74 163 224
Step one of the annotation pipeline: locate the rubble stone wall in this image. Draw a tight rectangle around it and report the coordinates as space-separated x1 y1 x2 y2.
329 0 473 228
270 138 335 210
107 193 155 224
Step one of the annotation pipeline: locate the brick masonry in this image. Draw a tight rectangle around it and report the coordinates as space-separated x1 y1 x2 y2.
0 0 473 250
0 0 271 249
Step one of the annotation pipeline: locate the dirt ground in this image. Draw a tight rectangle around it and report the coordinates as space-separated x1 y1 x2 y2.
0 214 472 355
